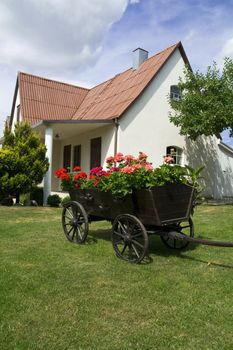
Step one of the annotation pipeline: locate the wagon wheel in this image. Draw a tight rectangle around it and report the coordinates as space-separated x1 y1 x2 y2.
161 217 194 249
62 201 89 243
112 214 149 263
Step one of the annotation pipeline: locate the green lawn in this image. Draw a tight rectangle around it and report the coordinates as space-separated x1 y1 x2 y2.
0 205 233 350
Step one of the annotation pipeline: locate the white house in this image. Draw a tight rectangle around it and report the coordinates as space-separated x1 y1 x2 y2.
8 41 233 203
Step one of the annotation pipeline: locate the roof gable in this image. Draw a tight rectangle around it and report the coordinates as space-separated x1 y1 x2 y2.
72 42 187 121
18 73 89 125
14 42 190 125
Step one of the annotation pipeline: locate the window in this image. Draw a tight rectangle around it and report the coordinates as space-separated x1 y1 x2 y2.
63 144 71 169
166 146 182 165
170 85 181 101
90 137 101 169
73 144 81 167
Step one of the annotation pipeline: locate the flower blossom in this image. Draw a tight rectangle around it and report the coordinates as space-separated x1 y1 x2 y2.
60 173 70 180
73 172 87 180
106 156 115 164
131 163 142 170
124 154 135 164
121 166 135 174
163 156 174 164
73 166 81 171
55 167 67 178
138 152 148 161
144 163 153 171
115 152 124 162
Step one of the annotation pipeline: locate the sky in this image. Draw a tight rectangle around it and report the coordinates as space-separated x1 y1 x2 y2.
0 0 233 142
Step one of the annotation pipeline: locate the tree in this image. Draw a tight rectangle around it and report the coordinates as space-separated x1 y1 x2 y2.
169 58 233 140
0 122 49 203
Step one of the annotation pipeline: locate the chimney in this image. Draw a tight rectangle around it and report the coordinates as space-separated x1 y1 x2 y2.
133 48 148 69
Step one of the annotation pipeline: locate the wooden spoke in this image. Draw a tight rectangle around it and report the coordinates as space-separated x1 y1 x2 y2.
62 201 89 244
160 218 194 250
112 214 148 263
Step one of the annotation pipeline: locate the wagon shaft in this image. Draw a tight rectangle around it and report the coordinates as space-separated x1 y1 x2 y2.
167 231 233 247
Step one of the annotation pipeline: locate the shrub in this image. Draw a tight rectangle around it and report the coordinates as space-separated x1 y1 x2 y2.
30 187 43 206
0 196 14 206
47 194 61 207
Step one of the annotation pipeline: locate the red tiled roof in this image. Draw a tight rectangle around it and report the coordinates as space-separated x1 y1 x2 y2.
17 42 189 125
18 73 89 125
72 42 188 120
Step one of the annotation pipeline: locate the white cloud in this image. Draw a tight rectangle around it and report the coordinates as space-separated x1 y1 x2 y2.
218 37 233 59
0 0 128 73
0 0 129 135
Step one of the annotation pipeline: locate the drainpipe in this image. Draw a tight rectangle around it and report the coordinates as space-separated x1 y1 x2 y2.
114 118 119 156
43 125 53 205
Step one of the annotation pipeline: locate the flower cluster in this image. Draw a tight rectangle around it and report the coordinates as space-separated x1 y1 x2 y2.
55 152 202 197
55 166 88 190
106 151 153 173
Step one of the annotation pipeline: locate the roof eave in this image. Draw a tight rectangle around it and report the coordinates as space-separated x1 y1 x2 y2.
218 140 233 154
32 119 114 128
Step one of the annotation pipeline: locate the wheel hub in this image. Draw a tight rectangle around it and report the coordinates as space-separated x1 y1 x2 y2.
123 234 131 244
71 218 78 227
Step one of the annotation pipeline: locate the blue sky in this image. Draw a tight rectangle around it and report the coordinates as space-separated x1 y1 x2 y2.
0 0 233 143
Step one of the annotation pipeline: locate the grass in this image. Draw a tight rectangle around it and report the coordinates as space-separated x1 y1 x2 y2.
0 205 233 350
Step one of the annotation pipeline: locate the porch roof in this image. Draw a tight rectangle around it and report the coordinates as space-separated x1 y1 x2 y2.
33 119 114 140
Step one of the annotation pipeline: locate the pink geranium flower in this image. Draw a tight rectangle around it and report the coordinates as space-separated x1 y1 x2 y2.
138 152 148 161
106 156 115 164
115 152 124 162
121 166 134 174
132 163 142 170
125 154 135 164
163 156 174 164
144 163 153 171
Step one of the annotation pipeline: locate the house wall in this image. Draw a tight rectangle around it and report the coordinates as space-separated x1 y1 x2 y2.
117 48 233 200
11 90 22 131
217 144 233 198
51 124 115 191
186 136 233 199
118 48 187 167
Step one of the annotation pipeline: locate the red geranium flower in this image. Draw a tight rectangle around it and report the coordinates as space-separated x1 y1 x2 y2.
73 166 81 171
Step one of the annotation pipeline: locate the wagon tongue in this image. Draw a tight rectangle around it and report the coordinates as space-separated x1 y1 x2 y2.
167 231 233 248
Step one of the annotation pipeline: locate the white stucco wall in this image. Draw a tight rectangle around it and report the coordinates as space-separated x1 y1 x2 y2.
52 124 115 191
11 90 21 131
186 136 233 199
118 48 187 167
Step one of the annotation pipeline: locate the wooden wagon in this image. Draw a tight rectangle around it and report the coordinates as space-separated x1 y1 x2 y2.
61 183 233 263
61 183 199 263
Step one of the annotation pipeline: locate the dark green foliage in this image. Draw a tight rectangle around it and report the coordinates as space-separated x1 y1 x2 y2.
29 186 44 206
169 58 233 140
61 195 71 206
0 122 49 202
0 196 14 206
47 194 61 207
